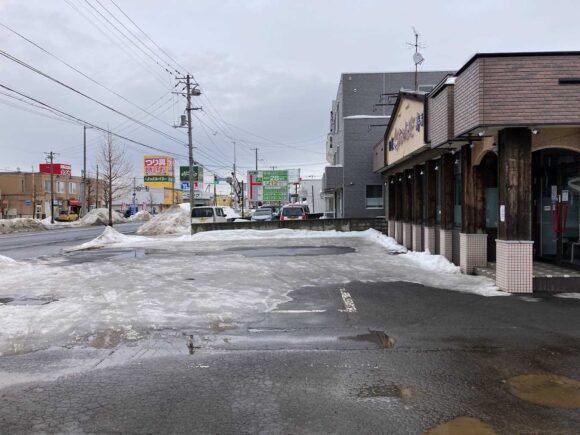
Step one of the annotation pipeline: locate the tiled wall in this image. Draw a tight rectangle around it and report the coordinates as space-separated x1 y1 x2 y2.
452 229 461 266
424 227 437 254
439 229 453 261
496 240 533 293
459 233 488 274
403 223 412 250
412 224 423 252
388 220 395 238
395 221 403 244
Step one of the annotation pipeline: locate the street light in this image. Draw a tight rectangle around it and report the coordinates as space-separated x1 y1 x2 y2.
82 125 94 216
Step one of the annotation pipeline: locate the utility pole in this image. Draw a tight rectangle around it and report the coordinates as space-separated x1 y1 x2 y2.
132 176 136 214
95 164 99 209
45 151 58 224
213 174 217 206
175 74 201 232
311 184 315 213
32 166 36 219
232 141 237 179
171 158 176 206
250 147 259 172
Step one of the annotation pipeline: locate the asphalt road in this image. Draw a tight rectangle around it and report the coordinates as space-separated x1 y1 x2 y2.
1 276 579 433
0 222 143 260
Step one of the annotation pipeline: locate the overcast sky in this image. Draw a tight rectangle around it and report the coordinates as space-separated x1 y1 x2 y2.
1 0 579 182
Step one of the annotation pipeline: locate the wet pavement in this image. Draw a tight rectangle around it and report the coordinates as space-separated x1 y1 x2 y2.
1 241 580 433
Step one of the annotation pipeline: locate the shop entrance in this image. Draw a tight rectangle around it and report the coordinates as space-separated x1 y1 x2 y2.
533 148 580 267
480 152 498 262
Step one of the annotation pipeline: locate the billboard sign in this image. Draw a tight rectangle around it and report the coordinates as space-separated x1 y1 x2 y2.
39 163 72 176
144 156 174 188
262 170 288 202
180 165 203 182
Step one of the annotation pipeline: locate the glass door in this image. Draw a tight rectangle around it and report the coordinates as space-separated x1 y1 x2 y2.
536 149 580 266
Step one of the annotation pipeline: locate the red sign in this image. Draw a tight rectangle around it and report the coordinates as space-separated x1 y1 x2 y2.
39 163 72 176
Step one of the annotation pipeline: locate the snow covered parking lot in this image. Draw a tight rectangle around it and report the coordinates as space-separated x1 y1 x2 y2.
0 228 501 356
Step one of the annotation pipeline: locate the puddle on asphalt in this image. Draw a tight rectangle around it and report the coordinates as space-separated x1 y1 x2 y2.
85 328 140 349
424 417 496 435
357 384 413 400
224 245 355 257
59 248 149 264
0 296 58 305
507 373 580 408
341 330 396 349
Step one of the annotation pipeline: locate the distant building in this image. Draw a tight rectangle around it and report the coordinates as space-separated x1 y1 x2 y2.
299 178 323 215
0 170 103 219
322 71 452 218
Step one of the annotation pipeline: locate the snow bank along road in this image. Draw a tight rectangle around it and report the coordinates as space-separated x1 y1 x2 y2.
0 222 143 260
0 228 580 433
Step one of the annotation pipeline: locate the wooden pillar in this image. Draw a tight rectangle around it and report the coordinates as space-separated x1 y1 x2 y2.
388 176 396 220
440 153 454 230
403 169 413 222
461 144 474 233
425 160 437 227
413 166 423 224
474 165 486 233
498 128 532 240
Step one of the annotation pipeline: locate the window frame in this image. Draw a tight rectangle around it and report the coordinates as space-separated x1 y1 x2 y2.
365 184 384 209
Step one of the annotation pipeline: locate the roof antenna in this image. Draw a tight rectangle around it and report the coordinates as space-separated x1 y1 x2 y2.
407 27 425 92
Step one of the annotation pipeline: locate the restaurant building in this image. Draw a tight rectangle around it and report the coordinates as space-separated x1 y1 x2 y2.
375 52 580 293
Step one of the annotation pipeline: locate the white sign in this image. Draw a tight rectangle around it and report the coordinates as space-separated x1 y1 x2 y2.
500 205 505 222
562 190 569 202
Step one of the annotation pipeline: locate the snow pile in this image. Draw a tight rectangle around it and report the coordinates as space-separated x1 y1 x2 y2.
68 226 146 251
359 229 407 254
76 208 126 226
137 206 189 235
555 293 580 300
404 250 460 274
0 218 47 234
0 255 17 266
127 210 151 222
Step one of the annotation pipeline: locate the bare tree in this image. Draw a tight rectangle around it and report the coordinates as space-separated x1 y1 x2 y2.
96 131 133 226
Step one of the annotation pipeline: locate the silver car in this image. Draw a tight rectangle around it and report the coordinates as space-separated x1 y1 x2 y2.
251 208 274 222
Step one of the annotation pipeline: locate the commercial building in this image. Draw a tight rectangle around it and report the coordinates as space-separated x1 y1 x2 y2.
0 170 102 219
376 51 580 293
322 71 452 218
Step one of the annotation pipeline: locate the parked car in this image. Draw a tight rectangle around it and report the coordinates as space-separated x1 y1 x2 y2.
55 210 79 222
191 206 228 224
259 204 280 219
251 208 275 222
280 204 308 221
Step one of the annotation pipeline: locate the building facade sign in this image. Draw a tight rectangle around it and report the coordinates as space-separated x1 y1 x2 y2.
143 155 174 188
386 97 426 166
39 163 72 176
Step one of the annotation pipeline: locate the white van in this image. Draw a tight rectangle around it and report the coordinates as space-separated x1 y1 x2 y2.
191 206 228 224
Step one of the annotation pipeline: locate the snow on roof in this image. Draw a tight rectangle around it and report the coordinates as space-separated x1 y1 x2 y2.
445 77 456 85
343 115 391 120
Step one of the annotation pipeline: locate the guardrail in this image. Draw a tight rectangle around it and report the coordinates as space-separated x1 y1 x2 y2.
191 218 388 234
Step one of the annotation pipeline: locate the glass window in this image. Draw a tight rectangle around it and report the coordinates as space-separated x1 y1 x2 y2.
192 207 214 218
56 181 65 193
69 182 77 194
366 185 384 209
44 180 52 192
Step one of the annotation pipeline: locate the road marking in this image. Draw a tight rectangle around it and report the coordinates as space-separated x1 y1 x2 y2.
339 287 357 313
270 309 327 314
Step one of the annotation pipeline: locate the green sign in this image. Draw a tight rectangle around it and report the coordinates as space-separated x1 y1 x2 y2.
144 175 172 182
262 170 288 202
180 165 203 182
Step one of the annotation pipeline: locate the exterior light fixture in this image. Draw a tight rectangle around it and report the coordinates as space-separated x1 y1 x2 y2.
434 165 439 171
420 170 424 175
398 177 402 182
408 174 412 179
478 131 485 137
390 180 394 184
454 158 459 165
531 128 539 135
469 141 474 149
451 149 455 155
